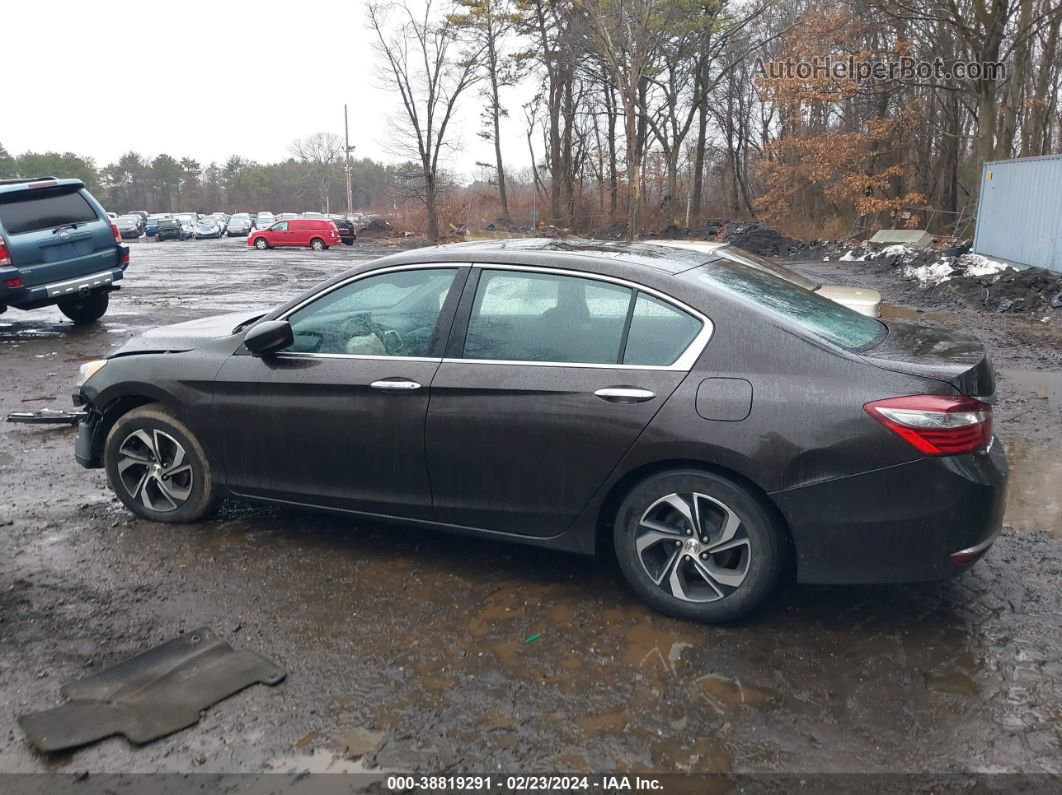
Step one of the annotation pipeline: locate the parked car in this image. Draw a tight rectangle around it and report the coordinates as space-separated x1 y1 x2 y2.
276 213 298 222
70 239 1005 622
0 177 128 324
331 218 357 245
155 218 186 241
226 214 254 237
145 214 168 236
650 239 883 317
256 211 275 228
247 219 340 250
175 214 197 239
194 218 223 239
115 215 142 240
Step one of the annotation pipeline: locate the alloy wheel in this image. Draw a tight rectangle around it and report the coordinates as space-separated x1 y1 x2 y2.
115 429 194 513
635 492 751 602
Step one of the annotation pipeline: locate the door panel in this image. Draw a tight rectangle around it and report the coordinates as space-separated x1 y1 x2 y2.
214 265 467 518
426 363 685 536
216 354 439 518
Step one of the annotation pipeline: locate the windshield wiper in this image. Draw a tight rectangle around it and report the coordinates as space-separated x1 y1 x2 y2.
51 222 86 234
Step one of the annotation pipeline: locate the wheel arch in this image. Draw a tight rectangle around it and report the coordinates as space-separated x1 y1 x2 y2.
91 387 185 465
595 458 795 568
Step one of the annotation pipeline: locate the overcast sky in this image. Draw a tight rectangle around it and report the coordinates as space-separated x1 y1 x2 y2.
6 0 531 180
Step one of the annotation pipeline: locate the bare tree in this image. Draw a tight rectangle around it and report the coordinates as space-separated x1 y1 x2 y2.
290 132 343 213
368 0 482 240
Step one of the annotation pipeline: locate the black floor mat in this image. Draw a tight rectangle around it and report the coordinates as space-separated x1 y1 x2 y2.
19 627 285 752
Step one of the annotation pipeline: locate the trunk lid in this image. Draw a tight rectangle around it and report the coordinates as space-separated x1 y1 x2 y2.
860 320 995 397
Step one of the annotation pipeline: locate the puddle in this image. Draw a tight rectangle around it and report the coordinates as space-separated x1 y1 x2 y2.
925 670 980 696
1003 439 1062 535
1000 368 1062 413
880 304 945 321
697 674 776 709
342 727 384 758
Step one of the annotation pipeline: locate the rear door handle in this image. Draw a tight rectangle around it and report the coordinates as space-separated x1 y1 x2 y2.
370 379 422 392
594 387 656 404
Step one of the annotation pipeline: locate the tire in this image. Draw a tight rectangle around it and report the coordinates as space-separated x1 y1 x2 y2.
342 239 354 246
104 406 216 523
58 291 109 324
310 238 326 251
254 237 269 249
613 470 783 623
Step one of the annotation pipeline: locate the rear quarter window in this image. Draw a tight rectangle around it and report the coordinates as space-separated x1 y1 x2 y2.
0 188 99 235
693 260 884 352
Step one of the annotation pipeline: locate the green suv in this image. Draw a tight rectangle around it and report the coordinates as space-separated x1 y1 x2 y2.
0 177 129 324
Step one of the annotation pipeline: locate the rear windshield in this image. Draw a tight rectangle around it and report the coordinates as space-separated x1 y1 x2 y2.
718 245 820 291
694 260 885 351
0 188 98 235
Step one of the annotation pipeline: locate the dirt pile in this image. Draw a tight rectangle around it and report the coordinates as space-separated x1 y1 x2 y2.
638 219 808 256
839 245 1062 314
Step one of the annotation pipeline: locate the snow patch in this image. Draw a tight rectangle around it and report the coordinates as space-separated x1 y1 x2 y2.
960 253 1012 278
903 260 955 286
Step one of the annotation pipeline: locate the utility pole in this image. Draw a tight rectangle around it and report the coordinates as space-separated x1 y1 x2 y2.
344 104 356 217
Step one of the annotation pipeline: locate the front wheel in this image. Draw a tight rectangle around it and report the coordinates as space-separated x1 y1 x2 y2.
254 237 269 249
310 238 326 251
613 470 783 623
58 290 109 324
104 405 216 523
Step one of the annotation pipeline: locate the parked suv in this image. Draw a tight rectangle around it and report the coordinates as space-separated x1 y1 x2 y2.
155 218 186 241
331 217 357 245
248 219 340 250
0 178 129 324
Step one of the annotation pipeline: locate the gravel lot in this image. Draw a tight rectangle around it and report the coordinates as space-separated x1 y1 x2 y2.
1 237 1060 776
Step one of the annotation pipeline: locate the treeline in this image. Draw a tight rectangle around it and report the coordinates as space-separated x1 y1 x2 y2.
369 0 1062 239
0 140 402 214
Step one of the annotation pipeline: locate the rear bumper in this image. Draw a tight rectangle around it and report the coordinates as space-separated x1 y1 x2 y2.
7 267 124 310
772 437 1008 583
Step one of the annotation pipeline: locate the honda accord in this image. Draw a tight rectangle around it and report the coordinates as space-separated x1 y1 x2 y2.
71 239 1007 622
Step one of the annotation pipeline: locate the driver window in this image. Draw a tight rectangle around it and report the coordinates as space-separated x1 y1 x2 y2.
271 221 287 231
284 268 459 357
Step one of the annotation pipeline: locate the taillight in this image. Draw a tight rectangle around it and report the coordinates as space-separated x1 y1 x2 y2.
864 395 992 456
0 240 10 266
111 223 121 243
4 277 22 289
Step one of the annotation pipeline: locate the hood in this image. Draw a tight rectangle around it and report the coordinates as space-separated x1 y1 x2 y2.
109 310 266 356
860 320 994 397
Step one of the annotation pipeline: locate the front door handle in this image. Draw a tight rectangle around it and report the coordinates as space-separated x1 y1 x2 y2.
594 387 656 404
370 379 422 392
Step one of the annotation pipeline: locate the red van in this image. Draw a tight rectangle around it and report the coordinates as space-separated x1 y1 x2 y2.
247 219 340 251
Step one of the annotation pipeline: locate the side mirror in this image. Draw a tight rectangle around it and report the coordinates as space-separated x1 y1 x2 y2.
244 320 293 356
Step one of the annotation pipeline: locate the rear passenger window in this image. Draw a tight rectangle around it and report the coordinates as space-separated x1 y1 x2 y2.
465 270 632 364
622 293 702 366
0 189 98 235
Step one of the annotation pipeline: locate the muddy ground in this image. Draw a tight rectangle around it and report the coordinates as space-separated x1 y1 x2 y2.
1 238 1060 776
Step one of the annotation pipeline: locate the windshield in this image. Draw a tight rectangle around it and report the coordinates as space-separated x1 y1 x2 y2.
694 260 885 352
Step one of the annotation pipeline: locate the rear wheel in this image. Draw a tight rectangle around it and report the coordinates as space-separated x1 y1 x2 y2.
254 237 269 249
104 406 215 523
58 291 109 324
310 238 326 251
613 470 783 622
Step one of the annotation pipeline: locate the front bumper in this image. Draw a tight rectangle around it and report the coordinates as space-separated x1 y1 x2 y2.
74 409 103 468
772 438 1008 583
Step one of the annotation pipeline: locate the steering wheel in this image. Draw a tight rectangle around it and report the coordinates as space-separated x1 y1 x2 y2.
338 314 403 355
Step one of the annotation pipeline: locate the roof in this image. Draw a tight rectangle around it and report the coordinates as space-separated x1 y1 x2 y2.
375 237 718 276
